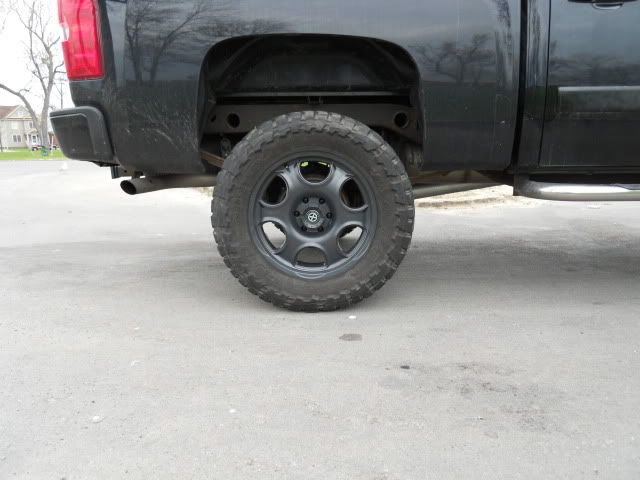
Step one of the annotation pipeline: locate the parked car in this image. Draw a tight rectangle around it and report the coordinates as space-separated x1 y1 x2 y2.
30 144 58 151
51 0 640 311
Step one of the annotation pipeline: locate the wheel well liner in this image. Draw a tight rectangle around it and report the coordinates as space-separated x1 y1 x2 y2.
202 34 421 96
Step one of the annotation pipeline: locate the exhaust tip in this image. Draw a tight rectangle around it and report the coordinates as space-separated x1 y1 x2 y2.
120 180 137 195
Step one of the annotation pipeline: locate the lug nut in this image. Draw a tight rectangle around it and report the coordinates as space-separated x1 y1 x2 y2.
319 198 326 204
303 197 309 203
326 212 333 219
294 211 300 217
318 227 324 233
301 226 308 232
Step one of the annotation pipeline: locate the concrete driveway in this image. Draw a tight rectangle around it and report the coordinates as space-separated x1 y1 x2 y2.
1 161 639 479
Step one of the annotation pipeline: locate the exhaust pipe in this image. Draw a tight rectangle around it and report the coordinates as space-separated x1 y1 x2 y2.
121 175 218 195
412 183 499 200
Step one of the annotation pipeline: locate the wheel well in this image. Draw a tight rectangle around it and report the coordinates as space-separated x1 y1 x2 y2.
199 34 423 171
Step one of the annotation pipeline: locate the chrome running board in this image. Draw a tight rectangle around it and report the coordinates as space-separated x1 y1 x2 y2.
515 178 640 202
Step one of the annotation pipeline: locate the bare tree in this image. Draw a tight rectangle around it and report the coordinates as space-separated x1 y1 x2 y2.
0 3 9 32
126 1 208 83
414 34 494 85
125 1 289 84
0 0 64 149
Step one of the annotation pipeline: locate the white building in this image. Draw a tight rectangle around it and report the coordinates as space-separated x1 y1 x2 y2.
0 105 42 150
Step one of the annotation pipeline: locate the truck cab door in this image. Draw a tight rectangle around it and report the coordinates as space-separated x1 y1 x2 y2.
541 0 640 167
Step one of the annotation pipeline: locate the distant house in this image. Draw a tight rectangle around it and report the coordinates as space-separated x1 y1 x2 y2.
0 105 42 150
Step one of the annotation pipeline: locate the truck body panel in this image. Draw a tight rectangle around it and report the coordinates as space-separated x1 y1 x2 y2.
75 0 521 174
541 0 640 168
55 0 640 176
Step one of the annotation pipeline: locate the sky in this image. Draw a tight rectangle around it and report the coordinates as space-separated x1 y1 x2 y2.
0 0 72 112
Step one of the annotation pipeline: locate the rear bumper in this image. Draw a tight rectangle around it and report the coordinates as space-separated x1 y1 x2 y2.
49 107 114 163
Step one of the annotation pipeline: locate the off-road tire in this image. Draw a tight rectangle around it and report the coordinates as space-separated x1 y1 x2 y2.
212 111 414 311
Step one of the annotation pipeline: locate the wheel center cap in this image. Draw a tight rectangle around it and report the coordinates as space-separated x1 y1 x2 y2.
295 197 332 232
306 210 320 224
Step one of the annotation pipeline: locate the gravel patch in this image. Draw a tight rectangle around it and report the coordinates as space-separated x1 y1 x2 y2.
415 185 545 210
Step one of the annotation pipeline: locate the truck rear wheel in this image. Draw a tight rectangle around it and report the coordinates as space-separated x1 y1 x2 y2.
211 111 414 311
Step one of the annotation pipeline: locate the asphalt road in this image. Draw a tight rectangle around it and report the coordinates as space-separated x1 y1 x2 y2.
1 161 639 479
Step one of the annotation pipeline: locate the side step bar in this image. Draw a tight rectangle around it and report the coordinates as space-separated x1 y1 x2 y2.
515 177 640 202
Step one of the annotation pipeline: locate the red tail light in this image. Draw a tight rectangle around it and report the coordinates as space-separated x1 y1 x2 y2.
58 0 104 80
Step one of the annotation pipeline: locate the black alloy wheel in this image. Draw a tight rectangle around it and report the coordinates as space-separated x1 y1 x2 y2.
251 155 377 279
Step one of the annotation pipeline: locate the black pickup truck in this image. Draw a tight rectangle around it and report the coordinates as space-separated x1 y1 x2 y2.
51 0 640 311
